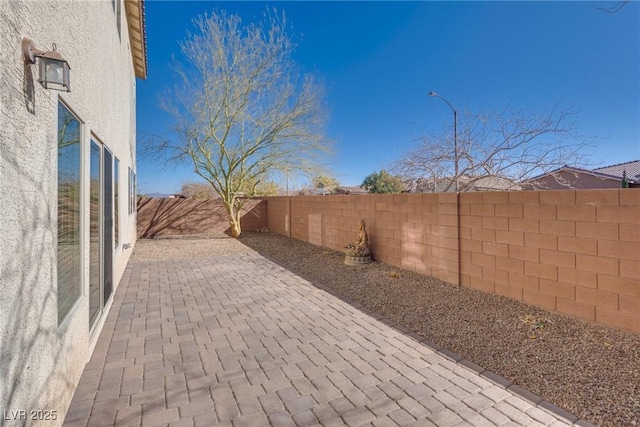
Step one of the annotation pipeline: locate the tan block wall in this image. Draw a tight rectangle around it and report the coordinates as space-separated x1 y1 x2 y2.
266 189 640 334
459 189 639 333
137 197 267 238
266 196 291 237
266 194 459 288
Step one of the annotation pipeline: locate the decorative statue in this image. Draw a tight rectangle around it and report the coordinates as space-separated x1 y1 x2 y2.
345 219 370 257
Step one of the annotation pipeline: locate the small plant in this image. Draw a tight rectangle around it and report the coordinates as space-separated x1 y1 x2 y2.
519 314 552 339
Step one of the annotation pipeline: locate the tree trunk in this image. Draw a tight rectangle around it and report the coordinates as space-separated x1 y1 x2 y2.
227 204 242 238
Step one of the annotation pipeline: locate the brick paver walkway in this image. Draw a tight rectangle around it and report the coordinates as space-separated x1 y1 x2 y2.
64 254 590 427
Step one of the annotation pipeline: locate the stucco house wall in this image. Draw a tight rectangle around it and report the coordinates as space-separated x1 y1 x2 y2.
0 1 144 424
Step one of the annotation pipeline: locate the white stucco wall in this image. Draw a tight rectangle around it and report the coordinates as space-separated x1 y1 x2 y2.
0 1 139 425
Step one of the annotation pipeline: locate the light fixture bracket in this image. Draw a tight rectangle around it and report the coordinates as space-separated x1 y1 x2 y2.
22 38 44 64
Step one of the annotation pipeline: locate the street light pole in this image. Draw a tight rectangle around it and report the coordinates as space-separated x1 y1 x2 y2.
429 91 458 192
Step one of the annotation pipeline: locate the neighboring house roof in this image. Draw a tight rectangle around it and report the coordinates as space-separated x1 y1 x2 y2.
410 176 520 192
465 176 521 191
524 165 626 183
522 161 640 189
124 0 148 79
528 161 640 182
296 186 369 195
298 188 330 195
338 186 369 194
593 159 640 180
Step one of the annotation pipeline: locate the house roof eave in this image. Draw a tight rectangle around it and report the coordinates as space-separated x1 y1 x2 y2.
124 0 148 79
593 159 640 179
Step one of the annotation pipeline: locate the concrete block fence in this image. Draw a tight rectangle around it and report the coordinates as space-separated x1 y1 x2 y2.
137 197 267 238
265 190 640 334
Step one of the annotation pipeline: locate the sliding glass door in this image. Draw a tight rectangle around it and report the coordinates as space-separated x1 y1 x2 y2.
88 140 115 333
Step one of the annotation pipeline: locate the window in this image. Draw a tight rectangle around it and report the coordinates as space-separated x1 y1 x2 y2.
114 157 119 248
57 101 82 324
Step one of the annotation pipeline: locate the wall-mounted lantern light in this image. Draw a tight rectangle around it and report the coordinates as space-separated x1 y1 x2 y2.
22 37 70 92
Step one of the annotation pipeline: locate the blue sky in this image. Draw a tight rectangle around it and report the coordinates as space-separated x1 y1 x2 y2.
137 1 640 195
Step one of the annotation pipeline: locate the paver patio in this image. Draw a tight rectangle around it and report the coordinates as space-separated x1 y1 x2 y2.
64 251 590 426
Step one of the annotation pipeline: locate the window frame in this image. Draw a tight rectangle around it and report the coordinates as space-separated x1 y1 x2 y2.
128 166 133 215
128 167 137 215
114 156 119 249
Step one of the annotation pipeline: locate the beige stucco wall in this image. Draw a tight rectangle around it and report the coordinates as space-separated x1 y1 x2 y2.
0 1 138 425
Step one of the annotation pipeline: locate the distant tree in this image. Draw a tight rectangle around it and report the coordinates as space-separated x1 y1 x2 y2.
622 169 629 188
362 170 404 194
259 182 280 196
182 178 278 199
238 176 280 196
312 175 339 191
181 181 217 199
145 8 331 237
393 104 592 192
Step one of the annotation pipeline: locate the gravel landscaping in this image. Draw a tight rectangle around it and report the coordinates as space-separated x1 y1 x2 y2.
235 232 640 427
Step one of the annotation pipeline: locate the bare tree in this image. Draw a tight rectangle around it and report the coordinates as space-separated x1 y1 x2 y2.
393 104 592 192
147 8 330 237
595 1 628 13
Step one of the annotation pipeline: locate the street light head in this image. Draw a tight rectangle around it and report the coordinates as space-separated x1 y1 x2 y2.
428 91 437 97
